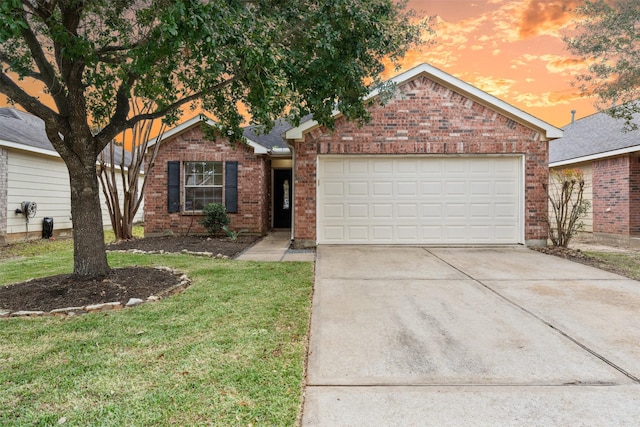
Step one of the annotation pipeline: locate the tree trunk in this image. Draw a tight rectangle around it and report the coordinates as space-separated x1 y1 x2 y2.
68 160 110 277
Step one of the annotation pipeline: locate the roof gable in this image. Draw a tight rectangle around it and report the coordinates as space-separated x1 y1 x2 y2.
549 111 640 166
147 114 292 155
286 63 563 141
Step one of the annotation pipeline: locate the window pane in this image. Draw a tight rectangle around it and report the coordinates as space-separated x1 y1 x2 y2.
184 161 223 211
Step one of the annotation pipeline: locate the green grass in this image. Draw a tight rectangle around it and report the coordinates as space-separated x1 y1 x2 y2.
583 251 640 281
0 233 314 426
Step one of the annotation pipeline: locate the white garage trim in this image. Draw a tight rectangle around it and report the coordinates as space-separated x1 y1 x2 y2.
316 155 525 245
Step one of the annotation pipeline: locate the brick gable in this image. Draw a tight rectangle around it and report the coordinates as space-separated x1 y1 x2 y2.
291 75 549 246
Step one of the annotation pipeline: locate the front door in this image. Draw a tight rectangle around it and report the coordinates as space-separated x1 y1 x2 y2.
273 169 292 228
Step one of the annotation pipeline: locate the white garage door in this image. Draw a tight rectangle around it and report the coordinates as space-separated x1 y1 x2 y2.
317 156 523 244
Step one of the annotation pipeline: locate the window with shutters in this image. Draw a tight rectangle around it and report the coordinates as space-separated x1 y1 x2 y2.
184 161 222 211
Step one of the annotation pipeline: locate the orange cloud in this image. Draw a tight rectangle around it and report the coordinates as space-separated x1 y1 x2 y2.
511 53 590 75
461 74 517 98
512 88 582 108
541 55 589 74
518 0 579 39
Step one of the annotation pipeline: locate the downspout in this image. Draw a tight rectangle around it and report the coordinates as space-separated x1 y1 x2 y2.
286 141 295 244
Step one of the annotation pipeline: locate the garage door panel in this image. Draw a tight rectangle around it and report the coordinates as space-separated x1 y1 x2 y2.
495 180 517 195
324 182 344 196
348 182 369 196
348 159 369 174
420 159 443 174
372 160 393 174
397 204 418 218
444 160 466 175
373 226 393 240
422 181 443 195
470 160 492 175
470 181 492 195
445 181 466 196
397 181 418 196
324 204 344 219
348 204 368 218
397 159 419 174
495 157 519 174
495 203 517 218
348 226 368 240
422 203 444 219
398 226 419 240
372 204 393 219
470 203 491 218
323 226 345 241
322 159 345 175
317 156 522 244
446 204 467 218
445 226 468 240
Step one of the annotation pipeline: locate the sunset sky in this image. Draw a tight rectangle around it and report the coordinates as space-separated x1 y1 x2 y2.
399 0 595 127
1 0 597 129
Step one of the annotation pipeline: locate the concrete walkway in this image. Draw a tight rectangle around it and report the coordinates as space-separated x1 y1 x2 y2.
303 245 640 426
235 230 315 261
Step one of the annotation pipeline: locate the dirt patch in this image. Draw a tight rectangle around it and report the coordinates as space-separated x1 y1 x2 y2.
105 234 261 256
0 235 262 314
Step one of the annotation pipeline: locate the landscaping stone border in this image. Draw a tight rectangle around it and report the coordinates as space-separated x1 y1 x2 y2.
0 266 191 318
107 249 230 259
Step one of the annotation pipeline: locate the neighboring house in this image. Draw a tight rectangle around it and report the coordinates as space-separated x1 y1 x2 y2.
0 107 144 245
549 110 640 247
146 63 562 247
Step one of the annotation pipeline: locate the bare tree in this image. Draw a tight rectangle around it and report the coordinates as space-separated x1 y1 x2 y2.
98 100 166 241
545 169 591 247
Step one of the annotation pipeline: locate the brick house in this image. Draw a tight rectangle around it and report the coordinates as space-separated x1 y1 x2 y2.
144 115 293 236
145 63 562 246
549 110 640 247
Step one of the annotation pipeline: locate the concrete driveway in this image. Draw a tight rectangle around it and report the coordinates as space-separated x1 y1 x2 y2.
303 246 640 426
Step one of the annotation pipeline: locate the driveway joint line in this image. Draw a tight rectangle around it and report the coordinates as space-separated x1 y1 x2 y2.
306 382 625 388
424 248 640 385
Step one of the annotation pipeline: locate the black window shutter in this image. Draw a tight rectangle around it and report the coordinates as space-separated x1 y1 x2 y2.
167 161 180 213
225 161 238 213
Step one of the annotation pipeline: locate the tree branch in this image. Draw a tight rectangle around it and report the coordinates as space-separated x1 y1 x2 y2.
0 71 61 126
17 3 69 114
97 77 235 146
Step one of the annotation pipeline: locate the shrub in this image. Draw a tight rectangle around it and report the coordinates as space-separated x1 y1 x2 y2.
545 169 591 247
200 203 231 235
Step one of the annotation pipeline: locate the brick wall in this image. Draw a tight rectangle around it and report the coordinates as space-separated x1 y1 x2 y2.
291 75 549 245
592 154 640 236
144 127 270 236
630 156 640 235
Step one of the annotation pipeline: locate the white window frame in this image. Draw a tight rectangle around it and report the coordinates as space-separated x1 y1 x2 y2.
183 161 223 212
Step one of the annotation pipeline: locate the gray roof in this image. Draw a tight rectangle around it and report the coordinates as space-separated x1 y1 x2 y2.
242 115 313 149
243 119 293 150
0 107 55 152
0 107 134 166
549 111 640 164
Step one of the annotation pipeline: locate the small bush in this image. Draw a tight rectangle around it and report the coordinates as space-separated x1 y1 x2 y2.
200 203 231 235
545 169 590 247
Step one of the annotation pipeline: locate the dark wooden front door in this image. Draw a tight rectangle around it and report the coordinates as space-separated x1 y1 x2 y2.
273 169 292 228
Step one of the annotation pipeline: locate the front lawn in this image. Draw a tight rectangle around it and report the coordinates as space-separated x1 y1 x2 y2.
0 236 314 426
583 250 640 281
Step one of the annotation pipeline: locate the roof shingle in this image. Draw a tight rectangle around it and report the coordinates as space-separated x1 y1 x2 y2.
549 111 640 164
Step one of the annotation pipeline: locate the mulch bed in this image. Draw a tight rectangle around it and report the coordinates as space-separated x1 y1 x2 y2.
0 235 262 314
